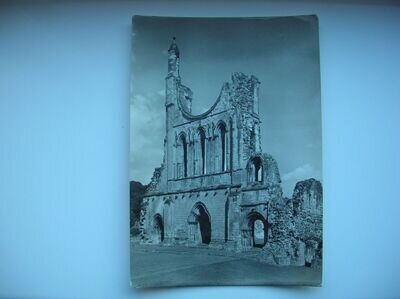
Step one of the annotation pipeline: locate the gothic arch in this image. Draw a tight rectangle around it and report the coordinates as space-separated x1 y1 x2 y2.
178 131 188 178
247 212 268 248
153 213 164 244
216 119 228 131
198 127 207 175
246 153 281 185
178 131 187 142
187 201 211 244
217 121 228 172
247 154 264 183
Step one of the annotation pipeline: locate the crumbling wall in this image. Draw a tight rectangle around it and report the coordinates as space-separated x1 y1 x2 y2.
262 154 281 185
147 166 163 192
263 197 296 265
292 178 323 266
130 181 148 237
229 72 260 113
178 84 193 113
259 178 322 266
138 199 150 243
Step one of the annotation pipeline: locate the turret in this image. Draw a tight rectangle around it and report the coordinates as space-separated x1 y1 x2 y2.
165 37 181 184
167 37 180 78
166 37 180 108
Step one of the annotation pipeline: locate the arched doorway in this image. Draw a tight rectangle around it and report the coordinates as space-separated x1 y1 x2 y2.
247 212 268 248
153 214 164 244
188 202 211 245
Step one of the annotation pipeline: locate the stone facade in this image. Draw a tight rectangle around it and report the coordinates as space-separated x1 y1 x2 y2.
137 38 323 266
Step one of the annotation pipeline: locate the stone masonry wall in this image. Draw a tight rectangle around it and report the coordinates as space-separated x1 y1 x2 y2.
258 178 323 266
292 178 323 266
141 188 232 247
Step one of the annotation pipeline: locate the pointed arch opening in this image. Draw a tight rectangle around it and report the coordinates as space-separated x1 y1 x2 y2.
198 127 207 175
179 132 188 178
218 122 227 172
248 156 263 183
247 212 268 248
188 202 211 245
153 213 164 244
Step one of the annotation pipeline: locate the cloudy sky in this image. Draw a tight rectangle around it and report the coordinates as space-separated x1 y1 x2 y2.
130 16 322 197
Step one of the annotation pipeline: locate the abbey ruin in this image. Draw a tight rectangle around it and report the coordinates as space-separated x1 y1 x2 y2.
136 38 322 267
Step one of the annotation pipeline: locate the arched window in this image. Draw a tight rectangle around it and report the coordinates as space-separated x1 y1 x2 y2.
179 133 188 178
198 127 207 175
253 157 262 182
248 156 263 183
218 122 227 172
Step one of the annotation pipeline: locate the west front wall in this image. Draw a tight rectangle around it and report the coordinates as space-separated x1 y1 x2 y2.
141 183 284 250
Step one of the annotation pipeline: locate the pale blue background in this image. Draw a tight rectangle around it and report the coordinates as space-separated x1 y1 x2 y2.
0 1 399 298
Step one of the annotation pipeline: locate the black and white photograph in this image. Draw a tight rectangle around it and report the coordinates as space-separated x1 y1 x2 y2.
3 1 400 298
130 15 323 287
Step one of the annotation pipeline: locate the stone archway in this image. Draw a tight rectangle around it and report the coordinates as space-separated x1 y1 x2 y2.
188 202 211 245
247 156 263 183
153 213 164 244
247 212 268 248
